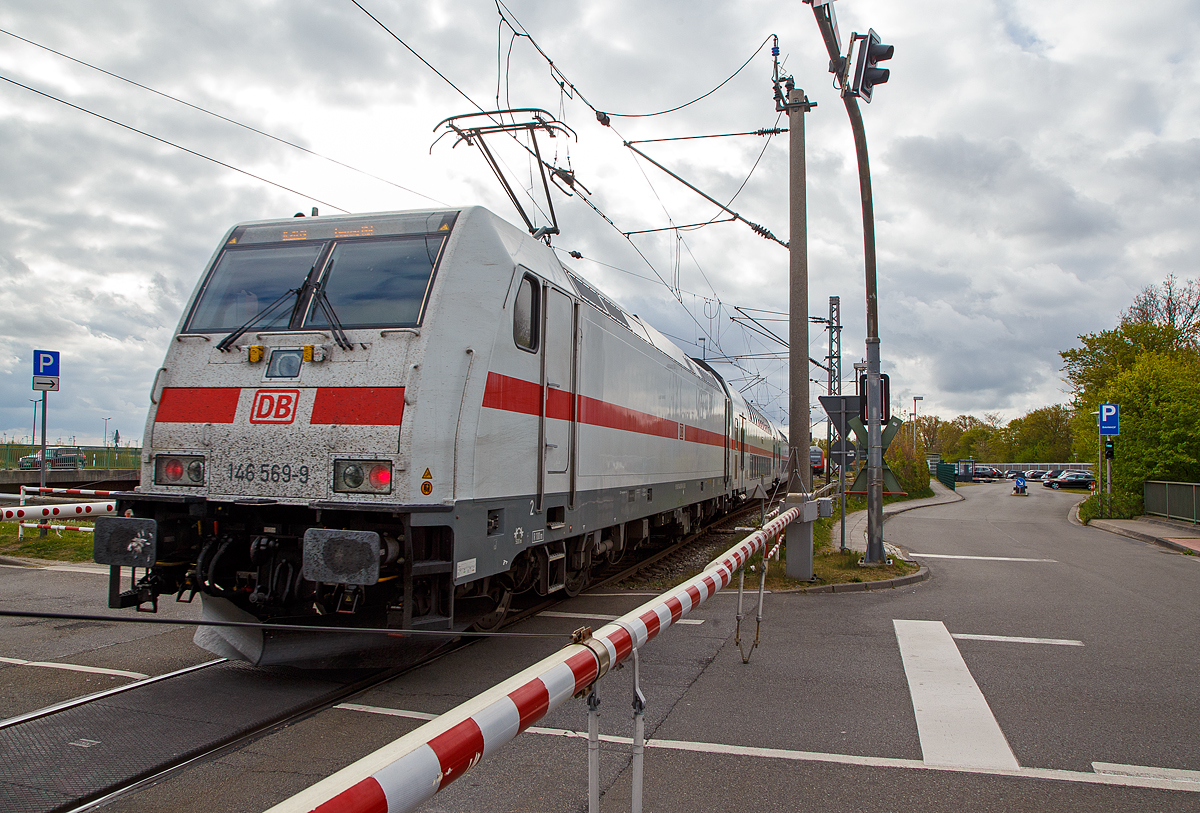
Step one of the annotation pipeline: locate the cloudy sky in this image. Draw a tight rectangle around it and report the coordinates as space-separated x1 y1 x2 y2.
0 0 1197 449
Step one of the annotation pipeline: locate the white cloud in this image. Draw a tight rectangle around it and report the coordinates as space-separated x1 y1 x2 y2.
0 0 1197 446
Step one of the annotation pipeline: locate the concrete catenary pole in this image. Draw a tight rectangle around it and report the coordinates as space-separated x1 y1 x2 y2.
787 85 813 497
786 86 817 580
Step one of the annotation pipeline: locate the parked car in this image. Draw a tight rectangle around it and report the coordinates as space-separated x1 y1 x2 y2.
1044 469 1067 480
17 446 84 470
1005 470 1025 479
972 466 1004 481
1043 471 1097 490
1025 470 1047 480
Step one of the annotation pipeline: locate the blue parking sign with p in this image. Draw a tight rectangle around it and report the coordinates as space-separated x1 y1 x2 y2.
1099 403 1119 436
34 350 59 377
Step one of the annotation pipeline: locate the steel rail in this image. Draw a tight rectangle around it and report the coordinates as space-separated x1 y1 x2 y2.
0 658 225 731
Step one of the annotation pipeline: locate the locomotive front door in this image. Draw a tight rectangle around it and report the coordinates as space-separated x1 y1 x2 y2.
540 286 576 508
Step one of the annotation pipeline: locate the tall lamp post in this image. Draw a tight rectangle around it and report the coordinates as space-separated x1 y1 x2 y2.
103 417 111 468
912 396 922 451
29 399 38 449
804 0 895 563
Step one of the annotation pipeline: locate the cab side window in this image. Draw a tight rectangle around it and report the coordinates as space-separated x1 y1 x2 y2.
514 275 540 352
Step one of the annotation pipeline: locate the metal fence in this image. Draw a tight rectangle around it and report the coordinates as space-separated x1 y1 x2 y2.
1144 481 1200 524
935 462 956 491
1 444 141 470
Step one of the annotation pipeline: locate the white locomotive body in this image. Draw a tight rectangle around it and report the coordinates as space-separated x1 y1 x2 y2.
94 207 785 664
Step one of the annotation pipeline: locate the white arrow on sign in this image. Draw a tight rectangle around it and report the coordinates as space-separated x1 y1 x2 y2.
32 376 60 391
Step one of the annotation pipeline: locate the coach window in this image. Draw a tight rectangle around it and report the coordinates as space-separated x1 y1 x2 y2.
514 275 539 352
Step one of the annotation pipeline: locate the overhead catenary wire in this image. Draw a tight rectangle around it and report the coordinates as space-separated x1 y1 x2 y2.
0 26 449 207
0 73 349 213
496 0 773 121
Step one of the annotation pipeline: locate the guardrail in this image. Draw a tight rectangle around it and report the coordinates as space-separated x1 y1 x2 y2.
1144 480 1200 524
265 505 804 813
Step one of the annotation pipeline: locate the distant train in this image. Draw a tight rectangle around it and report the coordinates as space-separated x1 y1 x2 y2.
94 207 786 664
810 446 825 477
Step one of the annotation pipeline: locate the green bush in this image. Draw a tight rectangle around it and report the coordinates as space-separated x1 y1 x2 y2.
886 434 934 498
1077 492 1144 524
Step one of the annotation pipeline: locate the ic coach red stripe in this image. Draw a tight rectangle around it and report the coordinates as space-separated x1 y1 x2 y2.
155 388 240 423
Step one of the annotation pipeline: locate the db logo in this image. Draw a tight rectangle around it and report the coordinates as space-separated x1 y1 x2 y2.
250 389 300 424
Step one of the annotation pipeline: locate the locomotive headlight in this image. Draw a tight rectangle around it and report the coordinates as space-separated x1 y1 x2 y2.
155 454 206 486
186 459 205 483
334 460 393 495
342 463 365 488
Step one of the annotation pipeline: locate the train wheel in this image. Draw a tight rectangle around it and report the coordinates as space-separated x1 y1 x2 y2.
471 579 513 633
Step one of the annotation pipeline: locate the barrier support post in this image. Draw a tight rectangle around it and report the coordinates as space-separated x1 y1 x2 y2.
587 688 601 813
785 494 817 580
631 648 646 813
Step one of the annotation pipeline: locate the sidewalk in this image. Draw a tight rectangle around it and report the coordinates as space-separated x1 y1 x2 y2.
838 478 963 558
1088 514 1200 555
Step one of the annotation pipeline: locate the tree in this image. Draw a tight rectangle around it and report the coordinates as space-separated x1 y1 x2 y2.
1099 352 1200 505
1123 274 1200 338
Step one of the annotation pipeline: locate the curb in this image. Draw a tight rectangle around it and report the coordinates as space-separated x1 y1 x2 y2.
781 565 930 594
1087 519 1198 556
0 556 36 567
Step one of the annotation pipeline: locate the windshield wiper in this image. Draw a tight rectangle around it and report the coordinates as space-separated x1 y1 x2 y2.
308 283 353 351
216 287 302 352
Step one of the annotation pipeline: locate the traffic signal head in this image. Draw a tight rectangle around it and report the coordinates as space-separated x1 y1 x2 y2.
853 28 893 103
1104 436 1115 460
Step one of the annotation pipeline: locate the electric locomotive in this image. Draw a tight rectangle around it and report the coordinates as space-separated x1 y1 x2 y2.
94 207 785 665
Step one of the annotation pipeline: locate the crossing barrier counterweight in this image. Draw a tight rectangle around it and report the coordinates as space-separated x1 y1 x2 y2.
265 505 803 813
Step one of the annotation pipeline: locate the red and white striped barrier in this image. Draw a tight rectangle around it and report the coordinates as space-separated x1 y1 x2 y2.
1 502 115 522
18 523 94 533
20 487 131 498
265 506 802 813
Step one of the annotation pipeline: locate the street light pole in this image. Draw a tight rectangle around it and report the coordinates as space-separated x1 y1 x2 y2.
913 396 923 451
103 417 111 469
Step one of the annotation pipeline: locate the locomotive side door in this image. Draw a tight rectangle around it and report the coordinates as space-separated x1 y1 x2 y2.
539 285 576 508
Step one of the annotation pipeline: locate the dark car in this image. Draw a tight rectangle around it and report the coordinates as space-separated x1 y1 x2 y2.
1025 470 1047 480
17 446 84 470
1043 471 1097 490
1005 470 1025 479
1044 469 1067 480
972 466 1004 481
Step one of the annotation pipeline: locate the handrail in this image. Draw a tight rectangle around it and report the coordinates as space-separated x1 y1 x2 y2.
265 506 803 813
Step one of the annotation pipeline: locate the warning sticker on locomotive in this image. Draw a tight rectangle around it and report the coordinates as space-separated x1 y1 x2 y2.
456 558 477 579
420 481 433 495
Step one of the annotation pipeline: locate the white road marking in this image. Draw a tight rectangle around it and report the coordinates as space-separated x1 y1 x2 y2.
0 656 147 679
952 633 1083 647
1093 762 1200 783
539 610 704 625
337 703 1200 794
911 553 1057 562
0 563 107 575
894 619 1020 770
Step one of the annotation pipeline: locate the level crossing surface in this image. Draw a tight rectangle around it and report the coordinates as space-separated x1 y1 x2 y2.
8 482 1200 812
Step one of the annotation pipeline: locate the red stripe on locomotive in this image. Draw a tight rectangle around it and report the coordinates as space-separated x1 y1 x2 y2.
311 387 405 425
155 388 240 423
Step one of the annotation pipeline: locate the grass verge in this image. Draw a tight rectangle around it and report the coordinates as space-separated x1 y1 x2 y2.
0 519 96 562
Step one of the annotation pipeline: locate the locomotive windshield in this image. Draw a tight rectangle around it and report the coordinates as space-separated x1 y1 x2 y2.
304 236 444 328
187 243 322 332
185 231 449 333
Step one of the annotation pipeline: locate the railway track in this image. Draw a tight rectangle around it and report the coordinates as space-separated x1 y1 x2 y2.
1 497 780 813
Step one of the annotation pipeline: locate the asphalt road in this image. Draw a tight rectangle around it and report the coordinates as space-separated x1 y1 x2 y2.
4 481 1198 812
